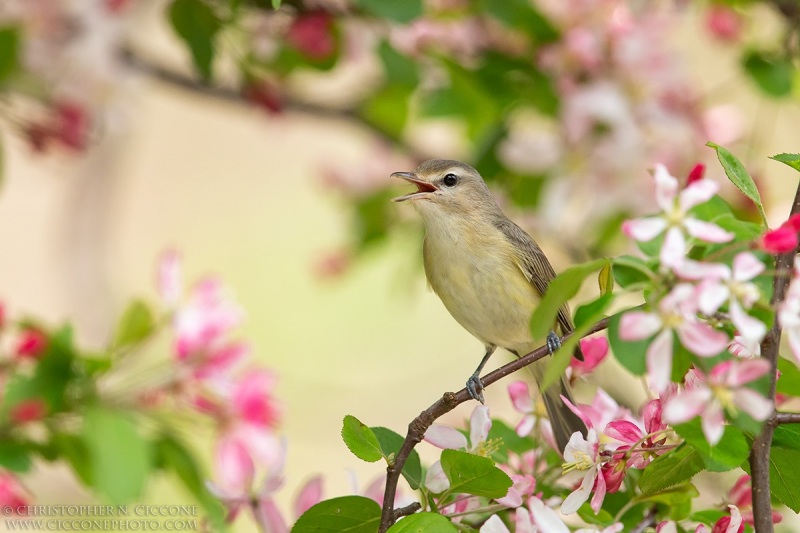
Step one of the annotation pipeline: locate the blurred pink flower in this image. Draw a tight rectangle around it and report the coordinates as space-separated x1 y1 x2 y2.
0 472 30 513
425 405 491 453
619 284 729 392
174 278 245 361
727 474 782 525
507 381 555 449
9 399 47 424
705 5 743 42
287 11 335 59
663 361 772 445
562 388 633 436
702 105 744 146
15 329 47 360
686 163 705 185
759 214 800 254
569 336 609 380
695 504 744 533
231 370 281 429
158 250 183 307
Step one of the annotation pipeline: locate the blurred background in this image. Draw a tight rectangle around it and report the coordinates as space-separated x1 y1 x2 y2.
1 0 799 530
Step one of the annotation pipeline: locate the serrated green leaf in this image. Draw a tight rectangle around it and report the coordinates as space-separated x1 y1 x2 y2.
83 406 152 503
767 446 800 512
638 444 705 495
770 153 800 173
386 512 457 532
440 449 512 499
371 427 422 489
352 0 422 23
607 310 648 375
707 142 767 224
530 258 609 340
577 503 614 526
342 415 383 463
292 496 381 533
113 299 155 350
773 425 800 450
168 0 222 81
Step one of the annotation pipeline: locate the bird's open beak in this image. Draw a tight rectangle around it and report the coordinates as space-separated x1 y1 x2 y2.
391 172 438 202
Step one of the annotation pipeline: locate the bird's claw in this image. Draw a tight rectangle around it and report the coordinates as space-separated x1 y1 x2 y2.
546 331 561 355
466 374 485 404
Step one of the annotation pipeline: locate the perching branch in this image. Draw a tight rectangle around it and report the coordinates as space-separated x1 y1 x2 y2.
749 180 800 533
775 412 800 425
377 317 610 532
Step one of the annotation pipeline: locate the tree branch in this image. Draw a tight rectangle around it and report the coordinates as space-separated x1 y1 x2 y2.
749 183 800 533
377 317 610 532
775 412 800 425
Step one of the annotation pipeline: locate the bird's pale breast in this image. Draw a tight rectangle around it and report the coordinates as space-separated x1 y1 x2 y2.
423 221 540 352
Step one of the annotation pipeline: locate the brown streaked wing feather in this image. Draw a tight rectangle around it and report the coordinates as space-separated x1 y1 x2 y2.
494 217 574 334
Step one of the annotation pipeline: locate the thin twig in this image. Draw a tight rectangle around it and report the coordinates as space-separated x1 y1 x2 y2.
749 182 800 533
775 412 800 425
377 317 610 532
629 506 658 533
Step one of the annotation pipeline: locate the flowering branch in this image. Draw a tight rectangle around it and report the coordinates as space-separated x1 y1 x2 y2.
377 317 610 532
749 180 800 532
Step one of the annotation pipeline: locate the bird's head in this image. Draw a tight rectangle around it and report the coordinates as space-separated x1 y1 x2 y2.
391 160 497 222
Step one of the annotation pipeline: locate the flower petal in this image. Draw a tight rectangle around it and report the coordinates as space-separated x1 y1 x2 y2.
696 280 730 315
470 405 492 449
653 164 679 212
516 415 536 437
530 497 570 533
733 388 773 421
561 468 596 515
684 218 734 243
622 217 668 241
604 420 643 444
732 252 765 281
619 312 663 341
726 358 770 386
678 178 718 211
647 329 674 393
424 425 468 450
480 515 511 533
663 388 712 424
590 465 607 514
294 476 323 519
424 460 450 493
701 403 725 445
676 320 728 357
508 381 533 414
729 300 767 348
660 227 687 269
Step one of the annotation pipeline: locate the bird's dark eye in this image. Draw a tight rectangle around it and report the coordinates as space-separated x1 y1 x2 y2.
443 174 458 187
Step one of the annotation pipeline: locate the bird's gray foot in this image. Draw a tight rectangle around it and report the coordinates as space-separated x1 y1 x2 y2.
546 330 561 355
466 373 485 404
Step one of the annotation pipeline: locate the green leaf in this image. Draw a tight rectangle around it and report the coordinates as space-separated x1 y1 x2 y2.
530 258 609 340
342 415 383 463
598 263 614 295
574 293 613 330
485 419 532 460
371 427 422 489
54 433 92 486
439 449 512 499
386 512 457 532
770 153 800 173
354 189 396 249
352 0 422 23
776 357 800 398
773 424 800 450
478 0 559 44
0 26 20 84
706 142 767 224
168 0 222 81
742 50 793 98
767 446 800 512
292 496 381 533
0 441 31 473
607 310 647 375
638 444 705 495
272 0 281 8
611 256 654 289
577 503 614 526
83 406 152 504
634 483 699 521
674 420 749 472
112 299 155 350
361 83 412 139
377 42 418 87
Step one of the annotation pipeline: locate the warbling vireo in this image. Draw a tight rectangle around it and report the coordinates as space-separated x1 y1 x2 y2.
392 159 586 452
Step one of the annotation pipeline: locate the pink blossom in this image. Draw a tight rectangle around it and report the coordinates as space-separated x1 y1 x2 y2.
760 226 798 253
0 301 6 330
604 399 667 469
569 336 609 379
15 329 47 359
656 521 677 533
287 11 336 60
686 163 705 185
663 361 772 445
778 257 800 365
622 164 733 246
705 5 743 42
562 388 633 436
231 370 281 429
9 399 47 424
207 438 256 511
709 505 744 533
0 473 30 513
727 474 782 525
561 430 605 515
619 284 729 392
425 405 491 453
507 381 555 447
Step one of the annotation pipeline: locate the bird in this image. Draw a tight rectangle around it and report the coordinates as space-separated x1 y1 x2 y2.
391 159 586 452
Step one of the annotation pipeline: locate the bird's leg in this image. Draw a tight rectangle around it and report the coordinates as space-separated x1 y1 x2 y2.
466 345 496 404
546 331 561 355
